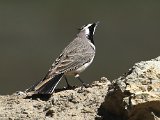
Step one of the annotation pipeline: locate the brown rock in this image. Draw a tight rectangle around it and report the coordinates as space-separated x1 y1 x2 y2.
99 56 160 120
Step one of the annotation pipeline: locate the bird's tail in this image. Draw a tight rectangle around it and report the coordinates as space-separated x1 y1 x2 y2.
26 73 64 94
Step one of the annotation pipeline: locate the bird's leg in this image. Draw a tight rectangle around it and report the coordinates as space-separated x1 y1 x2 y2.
64 75 73 89
76 76 89 88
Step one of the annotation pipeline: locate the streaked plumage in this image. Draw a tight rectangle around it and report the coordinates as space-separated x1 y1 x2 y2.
26 22 99 94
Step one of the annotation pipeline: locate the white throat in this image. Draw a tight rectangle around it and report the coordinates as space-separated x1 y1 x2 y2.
82 24 92 36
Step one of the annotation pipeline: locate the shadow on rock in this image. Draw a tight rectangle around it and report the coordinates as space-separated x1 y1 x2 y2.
25 86 77 101
96 83 128 120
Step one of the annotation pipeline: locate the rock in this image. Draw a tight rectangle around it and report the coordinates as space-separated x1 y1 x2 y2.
0 79 111 120
99 56 160 120
0 57 160 120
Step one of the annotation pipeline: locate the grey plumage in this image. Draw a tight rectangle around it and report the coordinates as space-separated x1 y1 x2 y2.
26 22 99 94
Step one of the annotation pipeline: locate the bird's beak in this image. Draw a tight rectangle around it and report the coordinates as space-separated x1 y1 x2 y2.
95 21 100 26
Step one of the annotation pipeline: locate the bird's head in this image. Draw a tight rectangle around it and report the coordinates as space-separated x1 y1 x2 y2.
77 22 99 44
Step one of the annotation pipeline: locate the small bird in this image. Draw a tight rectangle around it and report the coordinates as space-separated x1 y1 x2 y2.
26 22 99 94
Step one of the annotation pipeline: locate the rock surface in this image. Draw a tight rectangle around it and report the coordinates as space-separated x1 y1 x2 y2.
0 80 111 120
0 57 160 120
99 56 160 120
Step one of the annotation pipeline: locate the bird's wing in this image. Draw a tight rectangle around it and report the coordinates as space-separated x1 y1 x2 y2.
49 37 95 74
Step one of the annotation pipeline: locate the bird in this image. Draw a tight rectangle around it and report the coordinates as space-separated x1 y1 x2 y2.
26 22 99 94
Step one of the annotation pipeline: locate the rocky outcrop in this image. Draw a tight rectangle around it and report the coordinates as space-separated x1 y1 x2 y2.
99 56 160 120
0 57 160 120
0 80 110 120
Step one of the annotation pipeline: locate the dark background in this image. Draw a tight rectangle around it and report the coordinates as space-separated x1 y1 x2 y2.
0 1 160 94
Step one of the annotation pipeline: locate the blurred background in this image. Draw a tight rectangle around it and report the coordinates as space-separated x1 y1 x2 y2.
0 1 160 94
